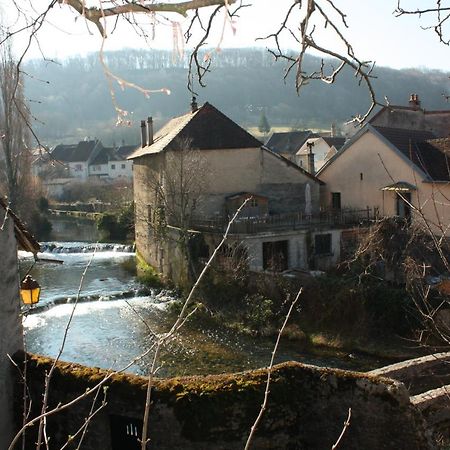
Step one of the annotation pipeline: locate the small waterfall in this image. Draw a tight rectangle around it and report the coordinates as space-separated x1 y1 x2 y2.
39 242 135 254
23 286 172 315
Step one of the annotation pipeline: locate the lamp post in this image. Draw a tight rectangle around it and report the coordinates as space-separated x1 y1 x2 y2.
20 275 41 305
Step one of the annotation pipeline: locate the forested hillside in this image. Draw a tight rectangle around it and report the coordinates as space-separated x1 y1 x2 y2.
24 48 449 146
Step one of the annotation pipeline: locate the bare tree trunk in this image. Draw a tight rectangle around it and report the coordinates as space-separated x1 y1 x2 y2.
0 38 30 211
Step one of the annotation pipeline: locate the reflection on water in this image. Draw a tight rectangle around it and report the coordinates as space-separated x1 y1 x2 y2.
49 215 99 242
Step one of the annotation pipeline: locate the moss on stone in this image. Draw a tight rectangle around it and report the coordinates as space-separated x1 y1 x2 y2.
15 352 425 449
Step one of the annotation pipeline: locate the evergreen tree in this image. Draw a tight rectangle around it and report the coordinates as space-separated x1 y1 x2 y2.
258 111 271 134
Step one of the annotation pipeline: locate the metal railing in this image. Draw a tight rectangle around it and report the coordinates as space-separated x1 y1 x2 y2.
174 207 378 235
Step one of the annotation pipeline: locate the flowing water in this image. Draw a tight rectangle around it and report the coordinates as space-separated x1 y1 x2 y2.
21 217 386 377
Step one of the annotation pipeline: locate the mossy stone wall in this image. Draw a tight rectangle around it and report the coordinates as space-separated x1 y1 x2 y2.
15 353 431 449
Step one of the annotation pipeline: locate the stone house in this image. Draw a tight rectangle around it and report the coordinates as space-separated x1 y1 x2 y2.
0 197 40 448
318 124 450 234
128 101 338 281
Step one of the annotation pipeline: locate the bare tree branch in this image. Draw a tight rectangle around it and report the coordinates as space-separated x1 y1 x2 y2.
244 288 302 450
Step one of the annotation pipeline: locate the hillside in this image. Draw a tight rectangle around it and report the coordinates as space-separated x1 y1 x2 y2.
24 48 449 145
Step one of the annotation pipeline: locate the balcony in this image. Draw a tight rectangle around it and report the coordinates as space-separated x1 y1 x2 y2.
174 207 378 235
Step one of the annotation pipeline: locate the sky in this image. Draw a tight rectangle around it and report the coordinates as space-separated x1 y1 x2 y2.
3 0 450 71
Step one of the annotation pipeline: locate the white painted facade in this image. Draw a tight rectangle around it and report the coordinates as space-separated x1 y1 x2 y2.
296 137 338 173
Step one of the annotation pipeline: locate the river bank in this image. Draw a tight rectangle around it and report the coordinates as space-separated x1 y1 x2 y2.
22 239 405 376
22 215 424 376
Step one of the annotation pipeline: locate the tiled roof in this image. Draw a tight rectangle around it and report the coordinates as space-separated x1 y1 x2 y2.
116 145 138 159
91 147 121 165
128 103 262 159
0 197 40 255
52 140 102 162
373 127 450 181
266 131 313 155
322 137 346 150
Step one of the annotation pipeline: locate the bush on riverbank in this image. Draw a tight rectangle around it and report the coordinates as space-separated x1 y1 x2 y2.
193 264 417 349
97 202 134 241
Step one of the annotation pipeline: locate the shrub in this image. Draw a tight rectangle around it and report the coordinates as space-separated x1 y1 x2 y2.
243 293 275 333
96 203 134 241
29 211 52 240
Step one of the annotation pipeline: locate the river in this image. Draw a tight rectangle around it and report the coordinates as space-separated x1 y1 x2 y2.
20 216 385 377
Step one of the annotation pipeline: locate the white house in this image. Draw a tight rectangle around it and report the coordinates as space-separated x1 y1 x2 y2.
295 136 346 174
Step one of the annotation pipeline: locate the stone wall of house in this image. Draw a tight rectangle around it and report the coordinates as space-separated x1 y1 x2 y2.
133 153 165 271
0 214 23 449
17 354 431 450
184 147 321 218
311 228 342 270
240 230 309 271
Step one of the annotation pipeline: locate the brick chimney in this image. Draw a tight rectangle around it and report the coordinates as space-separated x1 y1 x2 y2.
306 141 315 176
147 117 153 146
140 120 147 147
409 93 421 110
191 96 198 113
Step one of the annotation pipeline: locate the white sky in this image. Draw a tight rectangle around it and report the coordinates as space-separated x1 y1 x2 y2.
3 0 450 71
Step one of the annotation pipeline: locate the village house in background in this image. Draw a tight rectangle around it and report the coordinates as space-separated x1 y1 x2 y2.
0 197 40 449
32 139 137 199
265 125 345 174
295 135 346 174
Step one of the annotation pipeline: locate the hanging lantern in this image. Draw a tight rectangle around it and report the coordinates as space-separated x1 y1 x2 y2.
20 275 41 305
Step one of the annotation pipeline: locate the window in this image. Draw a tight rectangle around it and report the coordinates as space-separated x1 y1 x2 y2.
360 172 363 181
121 164 126 169
75 164 82 171
250 198 258 208
263 240 288 271
315 233 332 255
110 415 142 450
111 164 116 170
331 192 341 210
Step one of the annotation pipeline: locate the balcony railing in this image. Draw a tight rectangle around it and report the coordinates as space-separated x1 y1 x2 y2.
172 207 378 235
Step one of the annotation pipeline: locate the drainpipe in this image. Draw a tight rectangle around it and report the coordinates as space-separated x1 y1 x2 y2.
140 120 147 147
